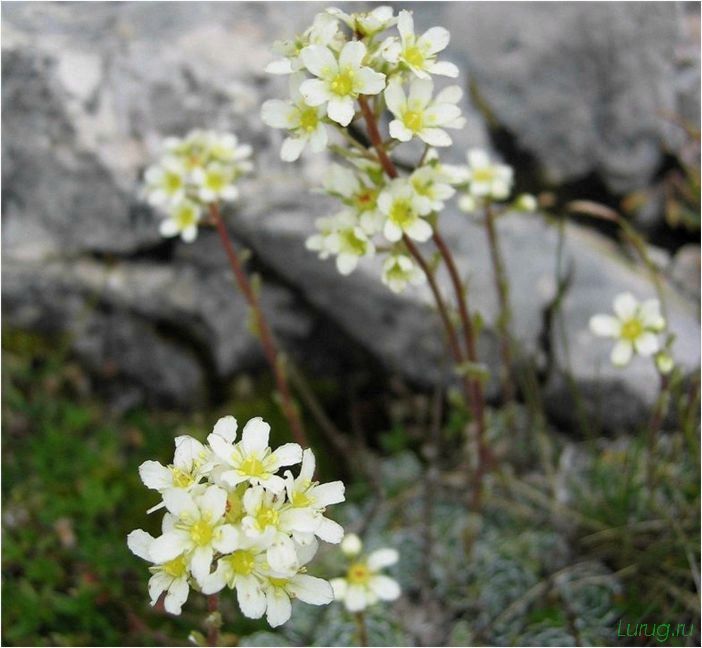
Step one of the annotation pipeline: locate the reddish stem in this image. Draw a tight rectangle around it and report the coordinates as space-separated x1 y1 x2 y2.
207 594 219 647
210 203 308 448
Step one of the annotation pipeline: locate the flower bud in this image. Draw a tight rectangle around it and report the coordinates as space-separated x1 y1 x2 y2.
341 533 362 557
515 193 537 212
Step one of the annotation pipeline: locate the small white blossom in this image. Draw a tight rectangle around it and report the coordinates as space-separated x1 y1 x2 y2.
327 6 397 37
386 78 464 147
207 417 302 493
464 148 514 201
382 10 458 79
300 41 386 126
144 157 188 207
322 163 384 234
410 164 457 211
514 193 538 212
331 538 401 612
378 178 433 242
262 570 334 628
128 523 192 615
589 293 666 367
261 75 330 161
340 533 363 557
382 254 426 294
159 200 202 243
192 161 241 203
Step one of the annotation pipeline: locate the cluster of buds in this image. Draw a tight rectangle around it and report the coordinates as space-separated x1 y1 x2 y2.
127 416 345 627
261 7 537 294
143 130 252 242
330 533 401 612
589 292 673 372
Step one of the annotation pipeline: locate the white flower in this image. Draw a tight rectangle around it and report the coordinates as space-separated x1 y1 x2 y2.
148 486 238 586
327 6 397 37
382 10 458 79
262 571 334 627
261 75 329 162
305 213 346 260
382 254 425 294
378 178 433 242
386 78 464 147
201 529 272 619
159 200 202 243
300 41 385 126
240 486 319 574
128 522 191 615
514 193 538 213
322 163 384 234
265 12 341 75
589 293 666 367
464 148 514 201
458 194 477 213
284 449 345 544
340 533 362 557
207 417 302 493
144 157 188 207
331 542 401 612
410 164 457 211
192 161 241 203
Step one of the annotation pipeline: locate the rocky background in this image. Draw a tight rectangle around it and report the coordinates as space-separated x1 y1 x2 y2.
2 1 700 429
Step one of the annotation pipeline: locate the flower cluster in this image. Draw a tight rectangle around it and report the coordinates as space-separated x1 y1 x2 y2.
330 533 401 612
143 130 252 242
262 7 470 293
589 293 671 369
127 416 345 627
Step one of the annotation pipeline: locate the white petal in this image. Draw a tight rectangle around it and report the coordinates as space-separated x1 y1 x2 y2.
190 546 214 584
299 448 316 482
181 226 198 243
339 40 366 69
634 332 660 356
434 85 462 104
207 433 235 465
300 79 331 106
201 565 228 595
240 417 271 455
281 507 319 533
265 58 293 74
384 220 403 242
163 489 198 518
315 517 345 543
309 125 328 152
288 574 334 605
268 535 299 574
406 218 433 242
589 314 620 338
613 292 638 320
611 340 634 367
212 416 238 443
164 578 189 615
330 577 348 599
408 78 433 108
261 99 297 129
640 299 665 330
258 474 287 493
149 532 190 563
327 97 355 127
139 461 172 490
159 219 179 238
336 252 359 275
467 148 490 168
127 529 154 562
301 45 338 77
355 67 386 96
367 548 399 570
309 481 345 507
345 584 368 611
389 120 413 142
272 442 303 467
266 587 292 628
419 127 452 147
428 60 459 77
214 524 240 553
397 10 414 42
281 137 307 162
369 575 401 601
425 104 462 127
384 79 406 116
236 576 267 619
419 26 450 55
148 572 171 606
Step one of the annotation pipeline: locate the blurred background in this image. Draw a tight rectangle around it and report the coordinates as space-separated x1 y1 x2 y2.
2 2 700 646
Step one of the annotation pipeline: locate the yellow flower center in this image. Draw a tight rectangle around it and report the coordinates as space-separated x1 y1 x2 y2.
330 69 355 96
403 110 424 133
269 577 289 588
403 45 425 69
190 519 214 546
255 505 279 530
239 455 266 477
354 189 377 212
225 490 246 524
347 562 370 585
299 107 319 133
227 549 256 576
340 229 367 256
175 205 198 229
170 467 194 488
164 171 183 193
205 170 226 191
472 167 495 183
162 554 188 578
291 490 312 508
389 199 415 228
387 261 407 281
620 318 643 341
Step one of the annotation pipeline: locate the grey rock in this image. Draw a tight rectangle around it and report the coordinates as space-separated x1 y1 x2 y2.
669 243 701 299
434 2 694 194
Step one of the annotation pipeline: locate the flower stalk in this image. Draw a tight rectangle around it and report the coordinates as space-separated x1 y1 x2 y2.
210 203 308 448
